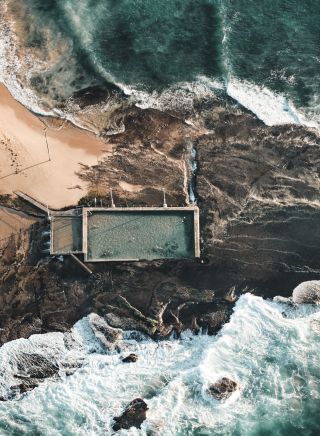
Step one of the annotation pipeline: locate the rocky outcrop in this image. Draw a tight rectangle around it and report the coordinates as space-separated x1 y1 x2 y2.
0 312 127 400
122 353 138 363
112 398 148 431
87 313 123 351
0 352 60 401
200 309 230 335
207 377 238 400
14 353 59 379
292 281 320 304
1 95 320 344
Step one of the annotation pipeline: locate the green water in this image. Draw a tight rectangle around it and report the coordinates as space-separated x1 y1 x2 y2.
87 210 195 261
221 0 320 112
14 0 320 123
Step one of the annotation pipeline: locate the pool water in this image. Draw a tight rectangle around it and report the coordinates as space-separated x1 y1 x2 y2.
86 210 195 261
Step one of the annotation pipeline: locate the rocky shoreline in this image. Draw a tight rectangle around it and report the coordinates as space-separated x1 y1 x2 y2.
1 91 320 349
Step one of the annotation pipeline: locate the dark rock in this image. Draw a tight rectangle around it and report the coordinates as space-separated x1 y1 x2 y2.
87 313 123 350
72 85 125 108
0 353 61 400
15 353 59 379
201 309 229 335
191 315 200 335
207 377 238 400
113 398 148 431
122 353 138 363
2 91 320 346
14 380 39 394
292 281 320 304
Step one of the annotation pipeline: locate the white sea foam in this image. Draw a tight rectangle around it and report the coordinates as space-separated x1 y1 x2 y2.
116 75 320 132
115 76 224 114
0 294 318 435
0 2 57 117
226 77 320 129
0 1 319 134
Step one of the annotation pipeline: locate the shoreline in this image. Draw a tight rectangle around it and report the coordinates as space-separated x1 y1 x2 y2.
0 83 112 209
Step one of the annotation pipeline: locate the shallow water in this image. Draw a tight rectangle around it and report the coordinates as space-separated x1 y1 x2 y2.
0 294 319 435
87 210 195 261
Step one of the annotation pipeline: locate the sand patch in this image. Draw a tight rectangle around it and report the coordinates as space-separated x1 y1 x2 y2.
0 84 112 209
0 206 36 242
118 181 144 192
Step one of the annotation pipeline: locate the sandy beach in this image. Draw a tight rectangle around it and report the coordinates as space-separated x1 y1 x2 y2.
0 205 36 243
0 84 111 209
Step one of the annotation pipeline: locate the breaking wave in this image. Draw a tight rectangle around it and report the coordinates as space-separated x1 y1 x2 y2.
226 77 320 129
0 294 319 435
1 0 320 131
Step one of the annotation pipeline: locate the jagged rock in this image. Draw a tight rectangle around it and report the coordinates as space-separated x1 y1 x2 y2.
112 398 148 431
224 287 238 303
191 315 200 334
104 312 153 336
207 377 238 400
87 313 123 350
0 353 60 401
2 91 320 345
13 380 39 395
122 353 138 363
292 281 320 304
201 310 229 335
15 353 59 379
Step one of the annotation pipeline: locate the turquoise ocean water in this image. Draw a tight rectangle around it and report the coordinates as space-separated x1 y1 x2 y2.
0 1 319 434
1 0 319 126
0 295 319 435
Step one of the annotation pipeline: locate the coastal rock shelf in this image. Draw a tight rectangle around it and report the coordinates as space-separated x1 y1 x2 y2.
0 93 320 344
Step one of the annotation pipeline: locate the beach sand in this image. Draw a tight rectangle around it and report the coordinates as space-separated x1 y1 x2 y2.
0 84 111 209
0 205 37 243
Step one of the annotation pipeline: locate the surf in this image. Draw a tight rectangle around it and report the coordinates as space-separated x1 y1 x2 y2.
1 0 320 131
0 294 319 435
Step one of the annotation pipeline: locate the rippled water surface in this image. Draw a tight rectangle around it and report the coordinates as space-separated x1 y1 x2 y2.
1 0 320 126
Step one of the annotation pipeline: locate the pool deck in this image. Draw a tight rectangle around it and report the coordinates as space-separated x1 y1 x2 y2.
50 211 83 255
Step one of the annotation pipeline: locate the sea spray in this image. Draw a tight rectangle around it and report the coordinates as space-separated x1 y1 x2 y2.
0 294 318 435
226 77 320 129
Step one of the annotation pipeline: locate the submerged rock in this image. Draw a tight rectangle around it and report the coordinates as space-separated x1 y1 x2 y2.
87 313 123 351
292 281 320 304
0 353 61 401
13 380 39 395
122 353 138 363
15 353 59 379
112 398 148 431
207 377 238 400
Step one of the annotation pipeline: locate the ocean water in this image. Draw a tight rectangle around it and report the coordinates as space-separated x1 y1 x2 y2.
0 294 319 435
1 3 320 434
1 0 320 126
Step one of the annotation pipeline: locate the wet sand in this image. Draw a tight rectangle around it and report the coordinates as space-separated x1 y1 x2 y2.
0 206 36 242
0 84 111 209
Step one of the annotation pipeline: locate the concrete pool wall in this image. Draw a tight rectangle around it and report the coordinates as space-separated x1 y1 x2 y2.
83 207 200 262
51 206 200 262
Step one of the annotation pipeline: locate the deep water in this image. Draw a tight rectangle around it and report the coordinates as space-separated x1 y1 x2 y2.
1 0 320 126
21 0 223 88
0 294 319 435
